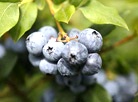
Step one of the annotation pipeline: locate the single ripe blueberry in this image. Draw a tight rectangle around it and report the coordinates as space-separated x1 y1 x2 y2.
93 70 107 85
103 80 119 96
28 53 43 67
63 74 81 86
81 53 102 75
57 58 77 76
43 38 64 62
81 75 96 86
78 28 103 53
68 28 80 38
62 40 88 67
69 84 86 94
39 26 58 40
39 59 57 75
55 74 65 85
26 32 47 55
41 88 55 102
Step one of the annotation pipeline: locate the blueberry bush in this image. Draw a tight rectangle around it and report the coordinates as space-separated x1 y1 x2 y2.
0 0 138 102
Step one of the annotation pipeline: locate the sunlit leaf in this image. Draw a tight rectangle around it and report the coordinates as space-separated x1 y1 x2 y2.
54 3 75 23
80 0 129 30
69 0 82 7
10 2 37 41
53 0 66 5
34 0 45 10
0 0 20 2
0 2 19 37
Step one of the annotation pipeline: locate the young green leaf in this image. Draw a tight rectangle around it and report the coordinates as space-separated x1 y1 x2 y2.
69 0 82 7
91 24 115 37
34 0 45 10
82 83 112 102
80 0 129 30
54 3 75 23
10 2 38 41
0 0 20 2
53 0 66 5
0 2 19 37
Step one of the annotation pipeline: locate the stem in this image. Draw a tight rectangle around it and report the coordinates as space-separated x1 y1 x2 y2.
46 0 66 38
46 0 77 42
46 0 55 15
101 32 137 53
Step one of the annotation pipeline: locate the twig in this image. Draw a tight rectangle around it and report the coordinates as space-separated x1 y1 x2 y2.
101 32 137 53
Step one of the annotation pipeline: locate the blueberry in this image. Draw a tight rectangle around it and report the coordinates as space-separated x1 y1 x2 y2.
55 74 65 85
39 59 57 75
43 38 64 62
63 74 81 86
62 40 88 67
28 53 43 67
5 37 26 53
113 93 134 102
39 26 58 40
0 44 6 59
116 73 138 96
103 80 119 96
78 28 103 53
41 88 55 102
26 32 47 55
93 70 107 85
68 28 80 38
81 53 102 75
57 58 77 76
81 75 96 86
69 84 86 94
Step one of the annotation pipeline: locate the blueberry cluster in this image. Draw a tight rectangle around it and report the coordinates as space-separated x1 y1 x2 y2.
94 70 138 102
26 26 103 93
0 37 26 59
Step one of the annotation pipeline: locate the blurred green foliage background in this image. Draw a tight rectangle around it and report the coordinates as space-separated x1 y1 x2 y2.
0 0 138 102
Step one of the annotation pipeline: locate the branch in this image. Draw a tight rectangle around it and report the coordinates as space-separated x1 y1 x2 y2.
101 32 137 53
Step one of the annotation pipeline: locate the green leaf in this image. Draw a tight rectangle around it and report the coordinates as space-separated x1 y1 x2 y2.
69 0 82 7
80 0 129 30
0 2 19 37
55 89 76 102
0 51 18 80
0 96 20 102
53 0 66 5
91 24 115 37
10 2 37 41
34 0 45 10
0 0 20 2
54 3 75 23
69 10 92 30
83 84 112 102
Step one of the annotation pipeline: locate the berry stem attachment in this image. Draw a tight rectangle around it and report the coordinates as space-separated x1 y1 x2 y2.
46 0 68 41
46 0 78 42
